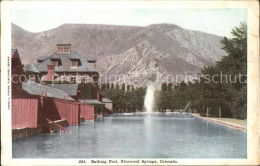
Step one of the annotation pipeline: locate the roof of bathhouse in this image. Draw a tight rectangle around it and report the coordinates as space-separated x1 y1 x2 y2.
24 63 40 73
36 51 97 73
47 84 78 96
22 81 75 101
37 56 48 61
80 99 104 105
11 49 17 57
102 98 112 103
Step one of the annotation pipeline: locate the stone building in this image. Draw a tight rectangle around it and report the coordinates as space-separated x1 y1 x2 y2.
26 44 99 98
25 44 113 115
36 44 98 83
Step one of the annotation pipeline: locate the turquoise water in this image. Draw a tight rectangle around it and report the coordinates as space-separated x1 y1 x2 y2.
12 113 247 158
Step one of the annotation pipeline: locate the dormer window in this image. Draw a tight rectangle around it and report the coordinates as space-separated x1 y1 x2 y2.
70 76 76 83
51 60 58 66
70 59 79 68
64 47 70 52
57 44 71 53
58 48 63 53
51 59 61 67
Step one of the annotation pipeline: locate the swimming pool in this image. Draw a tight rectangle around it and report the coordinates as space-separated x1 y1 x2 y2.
12 113 247 158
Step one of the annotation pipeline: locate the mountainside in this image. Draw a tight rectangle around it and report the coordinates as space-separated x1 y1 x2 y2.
12 23 226 87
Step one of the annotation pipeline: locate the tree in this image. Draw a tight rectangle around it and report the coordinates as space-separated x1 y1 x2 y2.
121 83 125 92
131 86 135 92
218 22 247 91
127 85 130 91
101 83 106 91
161 82 167 93
218 22 247 118
78 83 94 99
169 22 248 119
106 83 110 89
111 83 114 89
99 84 146 113
116 83 120 90
167 83 173 93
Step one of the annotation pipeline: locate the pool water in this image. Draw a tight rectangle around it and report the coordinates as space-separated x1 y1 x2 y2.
12 113 247 158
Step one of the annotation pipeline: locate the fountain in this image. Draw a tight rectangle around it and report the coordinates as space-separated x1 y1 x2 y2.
144 84 155 113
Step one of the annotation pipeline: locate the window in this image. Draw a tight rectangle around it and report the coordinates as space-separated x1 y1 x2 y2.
71 60 78 68
81 76 91 83
70 76 76 83
64 47 70 53
51 60 59 67
81 77 86 83
57 48 63 53
57 44 71 53
90 62 95 68
60 76 65 82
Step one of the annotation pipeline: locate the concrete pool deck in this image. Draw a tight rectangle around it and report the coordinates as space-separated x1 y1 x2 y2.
192 113 247 132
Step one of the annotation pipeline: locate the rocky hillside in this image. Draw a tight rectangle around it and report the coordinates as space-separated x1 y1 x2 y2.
12 23 226 87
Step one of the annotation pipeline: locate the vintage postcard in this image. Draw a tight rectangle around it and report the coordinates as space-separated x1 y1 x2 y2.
1 0 260 165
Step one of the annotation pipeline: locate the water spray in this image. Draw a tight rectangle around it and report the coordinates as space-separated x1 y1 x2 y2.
144 84 155 113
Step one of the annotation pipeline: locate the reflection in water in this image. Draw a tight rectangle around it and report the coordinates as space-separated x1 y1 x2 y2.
13 113 246 158
144 113 153 156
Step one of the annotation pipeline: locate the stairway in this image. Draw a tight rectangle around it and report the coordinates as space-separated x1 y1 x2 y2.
45 118 72 133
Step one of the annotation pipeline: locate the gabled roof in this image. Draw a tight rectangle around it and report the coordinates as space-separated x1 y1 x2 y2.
24 63 40 73
80 99 104 105
36 51 97 73
102 98 112 103
11 49 17 57
46 84 78 96
22 81 75 101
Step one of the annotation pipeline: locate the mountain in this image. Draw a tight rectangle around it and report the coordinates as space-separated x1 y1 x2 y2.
12 23 226 88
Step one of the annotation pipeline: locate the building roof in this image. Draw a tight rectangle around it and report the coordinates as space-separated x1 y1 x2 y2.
22 81 75 101
80 99 104 105
84 56 96 62
57 44 71 46
36 51 97 73
37 56 48 61
102 98 112 103
24 63 40 73
11 49 17 57
46 84 78 96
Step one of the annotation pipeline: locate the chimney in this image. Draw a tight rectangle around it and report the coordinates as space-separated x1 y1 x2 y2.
29 76 36 82
47 65 55 81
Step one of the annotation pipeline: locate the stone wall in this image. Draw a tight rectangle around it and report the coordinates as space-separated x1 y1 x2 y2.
12 119 69 141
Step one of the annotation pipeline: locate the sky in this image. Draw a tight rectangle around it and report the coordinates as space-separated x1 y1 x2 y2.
12 8 247 37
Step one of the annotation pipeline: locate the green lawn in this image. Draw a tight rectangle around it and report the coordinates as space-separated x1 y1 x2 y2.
192 113 247 127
